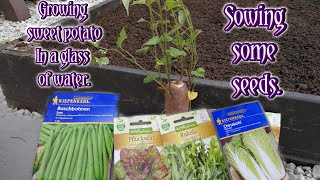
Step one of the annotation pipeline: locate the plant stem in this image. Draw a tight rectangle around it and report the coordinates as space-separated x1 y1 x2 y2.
157 0 171 83
107 48 164 88
147 4 162 83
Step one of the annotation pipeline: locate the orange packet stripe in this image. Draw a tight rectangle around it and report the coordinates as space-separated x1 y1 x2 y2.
114 131 163 150
162 121 216 145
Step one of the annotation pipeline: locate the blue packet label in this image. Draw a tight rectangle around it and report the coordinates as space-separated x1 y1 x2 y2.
211 101 269 139
44 92 119 123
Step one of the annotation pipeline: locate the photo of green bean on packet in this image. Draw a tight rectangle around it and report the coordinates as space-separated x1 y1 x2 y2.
32 92 119 180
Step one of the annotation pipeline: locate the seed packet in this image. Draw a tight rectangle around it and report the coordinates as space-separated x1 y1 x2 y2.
113 115 170 180
157 109 229 180
265 112 281 143
210 101 287 180
210 109 282 143
32 92 119 180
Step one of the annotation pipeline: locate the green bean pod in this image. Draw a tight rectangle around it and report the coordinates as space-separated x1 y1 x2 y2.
35 138 52 179
48 129 73 178
91 125 100 180
61 128 68 139
104 125 114 158
41 126 53 136
68 126 84 178
86 128 94 179
80 138 88 180
36 129 62 180
98 125 104 179
43 124 60 131
61 128 77 179
73 127 89 179
55 129 74 178
108 124 114 132
38 133 50 145
33 146 45 174
39 132 50 140
101 125 108 180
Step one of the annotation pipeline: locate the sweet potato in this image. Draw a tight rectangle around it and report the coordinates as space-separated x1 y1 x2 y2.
165 80 189 114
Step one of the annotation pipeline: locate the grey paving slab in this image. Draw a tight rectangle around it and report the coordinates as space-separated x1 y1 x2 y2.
0 87 42 180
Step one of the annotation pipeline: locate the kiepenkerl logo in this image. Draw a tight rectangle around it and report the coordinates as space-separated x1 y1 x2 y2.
53 96 58 105
216 114 244 125
52 96 91 105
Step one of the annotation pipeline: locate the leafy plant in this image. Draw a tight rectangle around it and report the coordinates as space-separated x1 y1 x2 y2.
163 138 229 180
92 0 204 101
224 136 267 180
242 129 285 179
224 129 286 180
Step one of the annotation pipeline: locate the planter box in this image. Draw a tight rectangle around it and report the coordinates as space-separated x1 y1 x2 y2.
1 0 320 166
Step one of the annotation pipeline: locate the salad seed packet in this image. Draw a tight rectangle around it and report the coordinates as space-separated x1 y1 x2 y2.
114 115 170 180
210 101 287 180
157 109 229 180
32 92 119 180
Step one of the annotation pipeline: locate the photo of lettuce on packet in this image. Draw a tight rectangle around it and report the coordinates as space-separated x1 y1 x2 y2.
211 101 287 180
157 109 229 180
114 115 169 180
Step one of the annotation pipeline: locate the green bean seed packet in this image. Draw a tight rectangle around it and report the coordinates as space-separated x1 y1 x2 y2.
32 92 119 180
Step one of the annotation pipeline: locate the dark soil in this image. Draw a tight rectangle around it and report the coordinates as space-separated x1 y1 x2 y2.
44 0 320 95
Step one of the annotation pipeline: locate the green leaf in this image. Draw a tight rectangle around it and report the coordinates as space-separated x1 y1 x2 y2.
116 28 128 48
178 10 185 25
136 46 149 54
242 129 285 179
137 18 148 23
167 28 178 36
190 29 203 41
184 8 191 16
165 0 180 10
191 67 205 78
161 35 173 42
172 35 183 46
168 47 186 58
146 0 155 5
195 29 203 37
143 36 160 46
122 0 131 15
224 142 267 180
185 37 192 46
90 40 100 48
143 73 159 83
132 0 146 5
152 22 159 30
156 57 168 66
95 57 110 66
